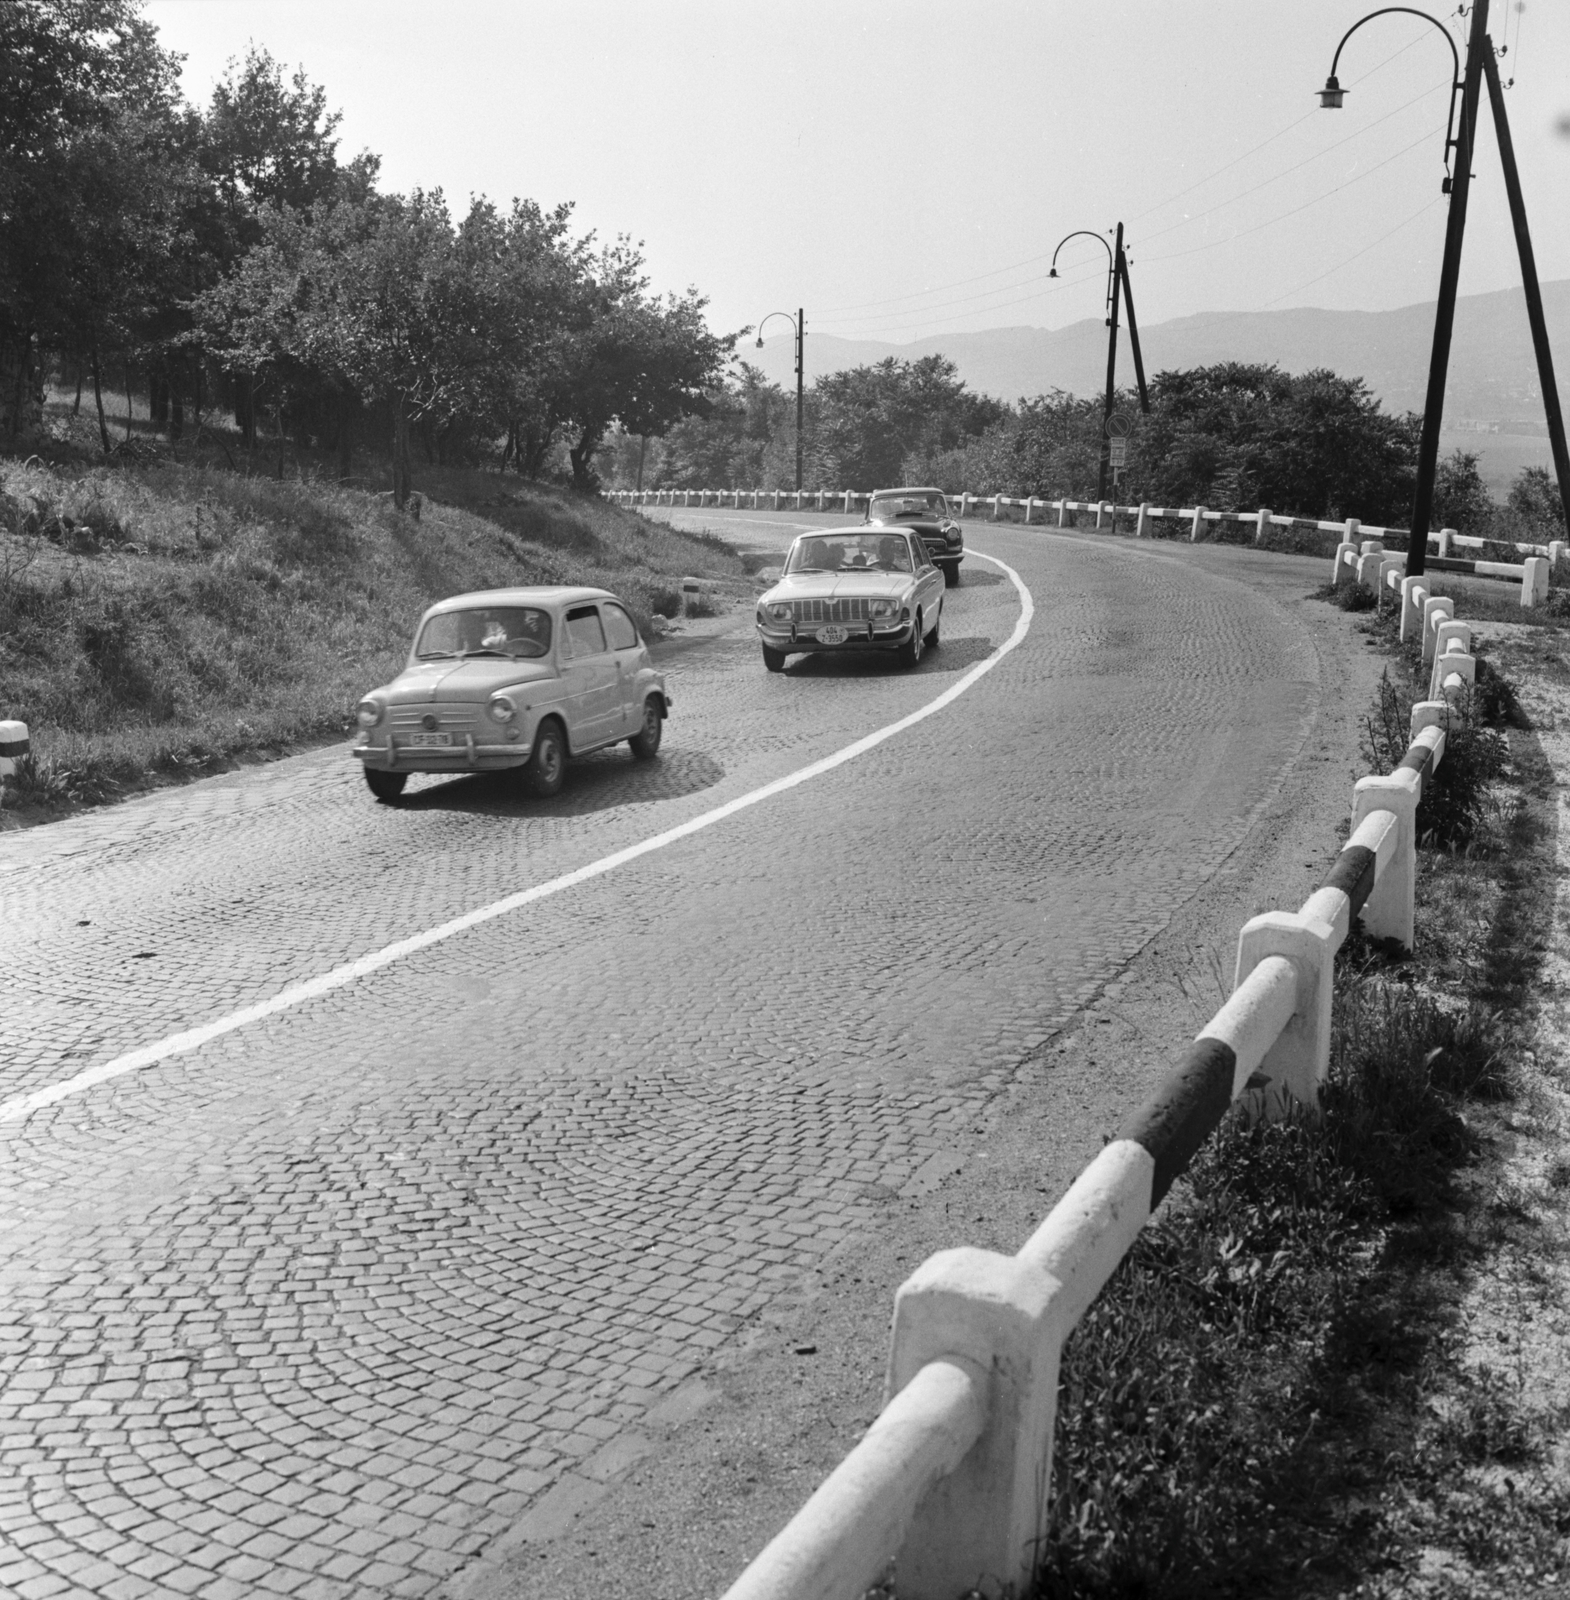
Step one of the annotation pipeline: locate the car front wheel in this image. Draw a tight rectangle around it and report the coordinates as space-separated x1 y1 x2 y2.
898 612 925 668
762 646 787 673
364 768 407 803
628 699 663 759
526 719 567 796
943 562 960 587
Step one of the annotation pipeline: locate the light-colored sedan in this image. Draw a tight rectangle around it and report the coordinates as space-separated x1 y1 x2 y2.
351 586 670 802
754 528 944 672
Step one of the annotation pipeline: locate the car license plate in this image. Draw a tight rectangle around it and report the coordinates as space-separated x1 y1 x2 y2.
407 732 453 747
816 625 848 644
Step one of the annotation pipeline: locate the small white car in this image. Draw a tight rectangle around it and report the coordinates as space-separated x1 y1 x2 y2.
352 586 669 801
754 528 944 672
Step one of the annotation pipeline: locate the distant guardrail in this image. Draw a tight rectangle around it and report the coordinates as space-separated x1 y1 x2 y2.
606 488 1566 605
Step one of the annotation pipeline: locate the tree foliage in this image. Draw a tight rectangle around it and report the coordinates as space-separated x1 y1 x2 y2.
0 4 728 499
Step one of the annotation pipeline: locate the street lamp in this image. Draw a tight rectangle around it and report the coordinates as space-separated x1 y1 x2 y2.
1319 7 1463 191
1316 5 1484 579
1049 223 1149 501
756 308 805 494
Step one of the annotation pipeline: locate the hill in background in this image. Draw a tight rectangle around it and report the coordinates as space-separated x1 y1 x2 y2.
753 280 1570 495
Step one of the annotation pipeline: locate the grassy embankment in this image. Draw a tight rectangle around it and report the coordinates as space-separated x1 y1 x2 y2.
0 425 748 825
1033 597 1570 1598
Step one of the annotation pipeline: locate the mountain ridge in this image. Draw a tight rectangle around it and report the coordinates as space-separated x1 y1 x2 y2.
749 279 1570 429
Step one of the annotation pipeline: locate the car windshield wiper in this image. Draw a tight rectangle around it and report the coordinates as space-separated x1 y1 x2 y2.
417 650 458 659
459 648 510 658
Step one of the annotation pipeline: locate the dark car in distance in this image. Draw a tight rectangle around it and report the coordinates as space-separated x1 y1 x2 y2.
863 487 964 587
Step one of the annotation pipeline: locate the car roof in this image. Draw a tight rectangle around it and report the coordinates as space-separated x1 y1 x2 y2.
870 486 944 496
423 585 616 615
790 526 917 540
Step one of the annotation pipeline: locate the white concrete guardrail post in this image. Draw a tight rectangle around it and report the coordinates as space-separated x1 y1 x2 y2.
1254 507 1271 546
1421 596 1455 663
992 494 1003 522
1230 910 1338 1114
1057 499 1068 528
1429 619 1473 698
1351 771 1421 949
1024 496 1038 525
959 492 973 518
1437 527 1455 558
1377 554 1406 611
885 1140 1157 1598
1094 501 1105 531
1399 576 1430 642
1523 556 1549 608
1135 502 1149 538
1189 505 1206 543
1331 541 1357 589
0 720 29 804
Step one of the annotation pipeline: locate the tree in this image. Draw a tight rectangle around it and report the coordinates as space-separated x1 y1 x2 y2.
0 0 188 439
200 47 379 224
1127 363 1419 523
1506 465 1565 537
1430 449 1495 537
810 355 1004 488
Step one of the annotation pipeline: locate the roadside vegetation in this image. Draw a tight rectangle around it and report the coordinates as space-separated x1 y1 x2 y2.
1033 607 1570 1597
0 428 745 824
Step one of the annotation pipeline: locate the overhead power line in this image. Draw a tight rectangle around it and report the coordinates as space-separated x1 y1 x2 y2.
811 26 1450 340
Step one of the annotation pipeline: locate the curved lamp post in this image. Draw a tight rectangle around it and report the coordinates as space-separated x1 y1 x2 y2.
755 309 805 493
1319 7 1463 191
1317 5 1486 577
1050 224 1149 501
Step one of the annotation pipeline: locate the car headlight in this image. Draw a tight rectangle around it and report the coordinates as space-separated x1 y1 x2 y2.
767 602 793 623
356 698 384 729
870 598 900 620
489 695 516 724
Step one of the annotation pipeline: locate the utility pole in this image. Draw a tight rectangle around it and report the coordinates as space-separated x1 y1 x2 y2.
1406 0 1490 579
1098 224 1124 502
755 309 806 494
794 308 805 495
1483 46 1570 535
1117 242 1150 415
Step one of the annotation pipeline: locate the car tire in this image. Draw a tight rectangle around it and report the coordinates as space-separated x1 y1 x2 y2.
526 718 567 796
926 609 940 647
762 646 787 673
943 563 960 588
364 768 407 803
628 698 663 759
898 612 925 668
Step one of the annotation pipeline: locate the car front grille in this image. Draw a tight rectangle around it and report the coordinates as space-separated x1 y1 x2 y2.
791 597 877 624
390 705 482 731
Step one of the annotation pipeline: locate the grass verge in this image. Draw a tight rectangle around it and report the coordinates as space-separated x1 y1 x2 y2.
1033 623 1570 1597
0 450 747 826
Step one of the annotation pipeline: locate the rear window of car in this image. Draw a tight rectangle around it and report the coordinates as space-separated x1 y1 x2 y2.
563 606 609 657
416 607 552 659
602 602 640 650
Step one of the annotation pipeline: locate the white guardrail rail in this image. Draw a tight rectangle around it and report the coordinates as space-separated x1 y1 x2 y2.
608 489 1564 608
602 505 1487 1597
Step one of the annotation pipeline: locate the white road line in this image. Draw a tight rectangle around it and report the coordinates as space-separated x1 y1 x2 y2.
2 553 1033 1126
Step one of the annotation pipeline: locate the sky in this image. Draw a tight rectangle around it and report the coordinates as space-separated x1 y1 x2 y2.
145 0 1570 369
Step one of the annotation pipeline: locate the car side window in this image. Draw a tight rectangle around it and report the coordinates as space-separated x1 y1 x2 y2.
563 606 608 658
909 536 929 570
602 602 640 651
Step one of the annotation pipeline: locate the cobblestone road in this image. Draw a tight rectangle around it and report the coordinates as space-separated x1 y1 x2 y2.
3 521 1335 1598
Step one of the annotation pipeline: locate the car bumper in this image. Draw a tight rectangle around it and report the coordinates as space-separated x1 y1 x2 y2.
757 619 915 654
352 737 529 772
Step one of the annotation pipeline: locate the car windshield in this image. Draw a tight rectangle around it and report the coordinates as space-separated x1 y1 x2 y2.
787 533 914 574
416 606 553 660
870 492 946 521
